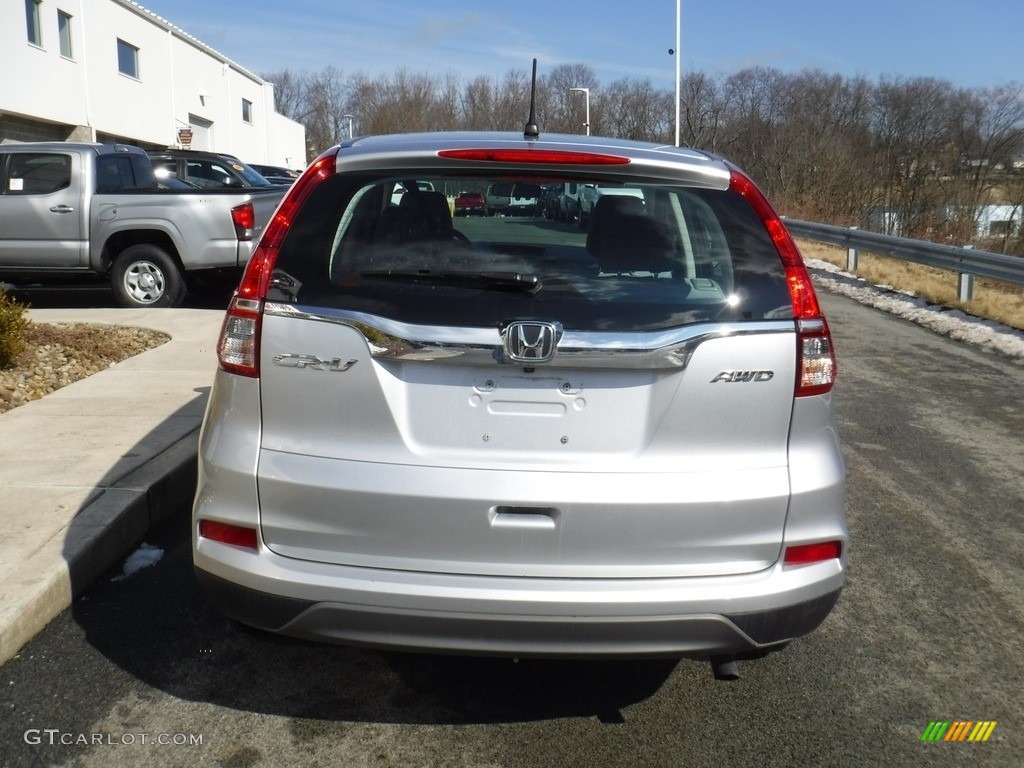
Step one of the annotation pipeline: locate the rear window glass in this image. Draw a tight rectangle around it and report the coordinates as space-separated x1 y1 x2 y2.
268 173 793 331
95 154 156 193
232 160 273 187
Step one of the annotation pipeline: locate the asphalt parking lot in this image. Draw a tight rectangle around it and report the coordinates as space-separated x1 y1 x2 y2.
1 290 1021 767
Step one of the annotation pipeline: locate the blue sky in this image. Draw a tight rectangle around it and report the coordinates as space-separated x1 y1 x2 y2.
138 0 1022 90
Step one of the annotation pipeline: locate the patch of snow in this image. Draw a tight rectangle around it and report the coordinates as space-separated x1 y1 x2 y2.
806 258 1024 363
111 542 164 581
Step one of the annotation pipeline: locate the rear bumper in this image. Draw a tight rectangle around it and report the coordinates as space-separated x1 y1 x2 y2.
193 550 843 658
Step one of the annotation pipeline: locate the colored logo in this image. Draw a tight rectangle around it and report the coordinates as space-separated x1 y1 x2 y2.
921 721 997 742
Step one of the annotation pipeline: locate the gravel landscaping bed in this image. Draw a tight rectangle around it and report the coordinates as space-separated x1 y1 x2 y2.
0 323 169 414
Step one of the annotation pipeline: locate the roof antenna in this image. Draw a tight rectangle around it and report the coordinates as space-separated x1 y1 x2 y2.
523 58 540 140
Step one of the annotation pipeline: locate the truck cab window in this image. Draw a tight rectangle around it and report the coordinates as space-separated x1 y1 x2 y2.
5 154 71 195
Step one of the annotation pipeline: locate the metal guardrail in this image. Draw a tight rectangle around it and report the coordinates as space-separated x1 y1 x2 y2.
784 218 1024 301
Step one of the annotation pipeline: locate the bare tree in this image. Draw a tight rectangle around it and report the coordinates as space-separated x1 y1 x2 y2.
491 68 532 132
940 84 1024 242
870 77 958 236
258 59 1024 252
598 78 671 143
435 73 462 130
679 71 726 152
261 69 309 123
773 71 875 222
460 75 502 130
540 63 598 134
303 66 354 156
716 67 788 193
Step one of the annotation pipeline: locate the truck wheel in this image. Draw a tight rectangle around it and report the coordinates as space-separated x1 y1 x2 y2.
111 245 186 308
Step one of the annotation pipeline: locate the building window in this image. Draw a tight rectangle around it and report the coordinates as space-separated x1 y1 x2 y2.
242 99 253 124
58 11 73 58
117 39 139 79
26 0 42 46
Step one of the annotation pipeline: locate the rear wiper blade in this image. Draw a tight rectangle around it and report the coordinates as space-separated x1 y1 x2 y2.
360 269 542 294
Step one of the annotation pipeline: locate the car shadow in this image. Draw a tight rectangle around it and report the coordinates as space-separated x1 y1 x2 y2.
5 280 233 310
68 479 678 726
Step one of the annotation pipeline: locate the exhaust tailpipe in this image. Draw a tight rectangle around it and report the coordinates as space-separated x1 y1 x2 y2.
710 655 739 681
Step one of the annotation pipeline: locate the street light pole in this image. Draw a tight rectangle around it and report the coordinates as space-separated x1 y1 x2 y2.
569 88 590 136
675 0 681 147
343 114 355 140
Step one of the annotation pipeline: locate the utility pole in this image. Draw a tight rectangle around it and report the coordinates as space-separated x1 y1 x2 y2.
675 0 681 147
569 88 591 136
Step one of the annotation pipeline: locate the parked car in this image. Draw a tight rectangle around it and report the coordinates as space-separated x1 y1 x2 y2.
147 149 274 189
485 181 541 216
249 164 301 186
453 190 485 216
554 181 582 223
193 131 845 676
0 142 287 306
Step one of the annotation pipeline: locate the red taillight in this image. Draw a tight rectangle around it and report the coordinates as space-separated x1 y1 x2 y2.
216 150 338 378
230 202 255 240
784 540 843 566
438 148 630 165
730 169 836 397
198 520 258 550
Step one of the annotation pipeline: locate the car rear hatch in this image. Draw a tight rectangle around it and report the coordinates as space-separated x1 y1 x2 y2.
246 139 821 580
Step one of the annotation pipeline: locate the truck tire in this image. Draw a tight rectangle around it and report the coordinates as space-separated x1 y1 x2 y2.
111 245 186 308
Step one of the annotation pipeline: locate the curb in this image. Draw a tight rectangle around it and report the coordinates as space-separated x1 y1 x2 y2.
0 429 199 666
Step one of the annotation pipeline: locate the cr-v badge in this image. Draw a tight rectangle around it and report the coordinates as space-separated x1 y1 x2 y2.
273 354 358 371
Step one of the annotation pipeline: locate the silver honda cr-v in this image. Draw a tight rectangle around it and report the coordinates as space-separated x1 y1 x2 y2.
193 130 846 677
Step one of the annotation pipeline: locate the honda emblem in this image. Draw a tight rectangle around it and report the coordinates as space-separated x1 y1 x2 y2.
502 321 561 363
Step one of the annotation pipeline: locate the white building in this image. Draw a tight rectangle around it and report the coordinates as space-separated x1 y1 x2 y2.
1 0 306 168
973 205 1022 238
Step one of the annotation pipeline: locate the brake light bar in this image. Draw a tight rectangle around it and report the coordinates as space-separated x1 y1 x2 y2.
438 148 630 165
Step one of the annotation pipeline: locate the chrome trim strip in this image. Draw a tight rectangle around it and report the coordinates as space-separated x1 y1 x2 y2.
264 303 794 370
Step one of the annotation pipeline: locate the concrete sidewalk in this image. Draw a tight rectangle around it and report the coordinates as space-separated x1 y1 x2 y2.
0 308 222 665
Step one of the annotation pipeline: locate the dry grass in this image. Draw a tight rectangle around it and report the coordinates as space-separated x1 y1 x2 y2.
796 239 1024 331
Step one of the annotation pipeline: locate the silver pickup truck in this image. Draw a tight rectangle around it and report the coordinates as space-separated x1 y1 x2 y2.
0 142 287 307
